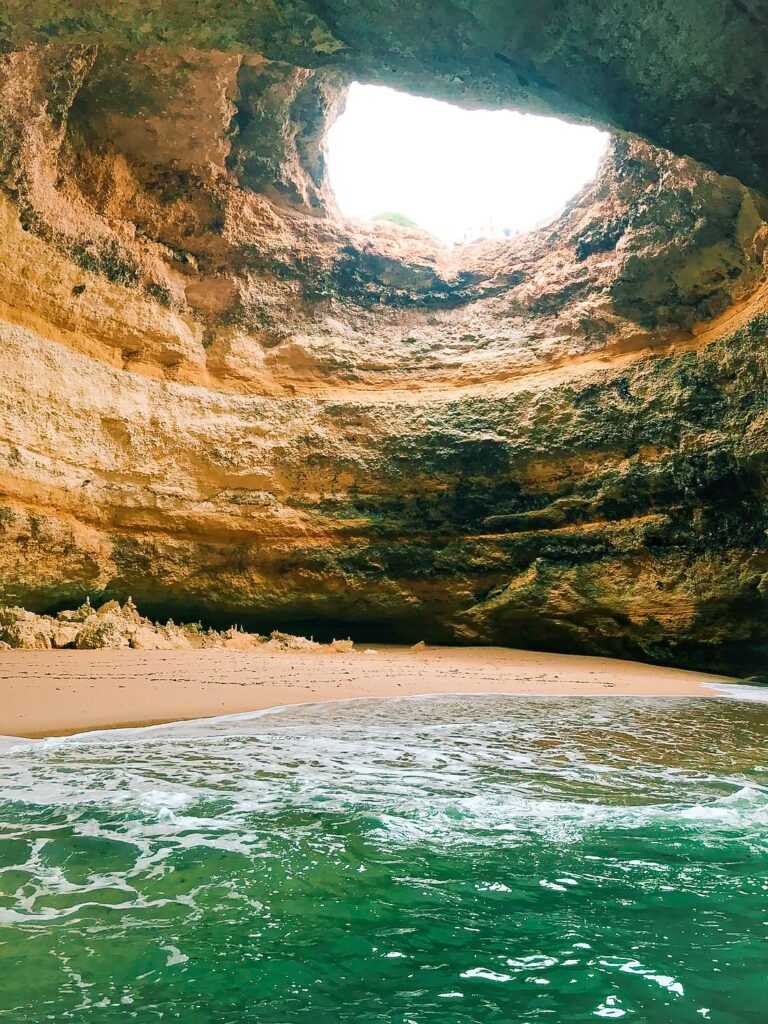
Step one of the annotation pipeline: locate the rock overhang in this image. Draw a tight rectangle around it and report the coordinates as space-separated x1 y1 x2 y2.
3 1 768 192
0 7 766 672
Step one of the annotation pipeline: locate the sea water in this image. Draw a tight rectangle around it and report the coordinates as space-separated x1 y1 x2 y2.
0 695 767 1022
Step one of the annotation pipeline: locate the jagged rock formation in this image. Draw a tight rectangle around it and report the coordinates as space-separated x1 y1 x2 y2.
0 599 353 652
0 10 767 674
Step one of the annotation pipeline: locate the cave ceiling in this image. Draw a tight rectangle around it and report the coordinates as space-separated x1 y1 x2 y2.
0 2 766 673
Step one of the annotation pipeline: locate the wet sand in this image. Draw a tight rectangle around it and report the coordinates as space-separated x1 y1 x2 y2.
0 645 735 739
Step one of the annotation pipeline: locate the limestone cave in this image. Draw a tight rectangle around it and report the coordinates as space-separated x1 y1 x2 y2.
0 2 766 674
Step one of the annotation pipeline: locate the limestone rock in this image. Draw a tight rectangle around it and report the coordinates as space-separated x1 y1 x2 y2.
75 613 132 650
267 631 321 652
329 638 355 653
0 20 766 674
3 2 768 191
52 624 81 649
0 601 344 654
0 607 54 650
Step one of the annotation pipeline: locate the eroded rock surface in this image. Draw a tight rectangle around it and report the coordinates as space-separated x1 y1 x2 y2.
0 599 352 652
0 24 766 674
3 2 768 192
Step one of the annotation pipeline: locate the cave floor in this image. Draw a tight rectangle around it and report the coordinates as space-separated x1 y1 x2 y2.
0 646 736 739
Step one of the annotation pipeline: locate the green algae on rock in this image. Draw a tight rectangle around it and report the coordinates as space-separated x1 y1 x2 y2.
0 12 766 674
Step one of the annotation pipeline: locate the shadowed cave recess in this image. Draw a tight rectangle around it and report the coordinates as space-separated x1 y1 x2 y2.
1 1 768 673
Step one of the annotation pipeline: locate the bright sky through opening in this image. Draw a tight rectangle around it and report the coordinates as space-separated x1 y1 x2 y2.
327 84 609 245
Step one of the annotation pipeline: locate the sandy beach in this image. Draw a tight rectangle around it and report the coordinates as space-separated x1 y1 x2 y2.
0 645 734 738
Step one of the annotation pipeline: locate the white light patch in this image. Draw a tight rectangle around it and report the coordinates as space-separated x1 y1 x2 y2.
327 83 608 245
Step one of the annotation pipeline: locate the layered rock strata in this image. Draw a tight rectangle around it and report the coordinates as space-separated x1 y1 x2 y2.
0 34 766 674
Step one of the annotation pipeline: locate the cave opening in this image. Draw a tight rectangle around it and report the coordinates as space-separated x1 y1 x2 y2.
327 83 608 244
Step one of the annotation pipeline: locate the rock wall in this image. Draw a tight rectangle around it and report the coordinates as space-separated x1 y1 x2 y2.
0 30 767 673
3 2 768 191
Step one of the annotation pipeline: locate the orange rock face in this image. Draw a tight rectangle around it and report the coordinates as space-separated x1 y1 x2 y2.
0 39 767 673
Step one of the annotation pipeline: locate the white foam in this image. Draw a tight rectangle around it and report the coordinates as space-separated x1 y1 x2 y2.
5 685 759 751
707 683 768 703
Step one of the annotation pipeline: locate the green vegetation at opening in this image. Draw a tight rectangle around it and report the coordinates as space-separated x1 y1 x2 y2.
373 211 420 229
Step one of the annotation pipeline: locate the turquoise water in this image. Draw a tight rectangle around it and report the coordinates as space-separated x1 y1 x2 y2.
1 695 767 1022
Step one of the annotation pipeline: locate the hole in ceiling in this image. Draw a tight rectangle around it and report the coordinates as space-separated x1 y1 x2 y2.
327 83 609 246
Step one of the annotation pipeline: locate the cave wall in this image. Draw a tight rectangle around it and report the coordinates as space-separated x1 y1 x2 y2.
3 1 768 192
2 312 767 672
0 17 767 673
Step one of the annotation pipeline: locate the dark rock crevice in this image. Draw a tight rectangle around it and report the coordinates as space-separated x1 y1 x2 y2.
0 12 766 672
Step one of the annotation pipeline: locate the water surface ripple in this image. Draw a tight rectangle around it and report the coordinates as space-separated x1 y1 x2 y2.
1 695 767 1022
